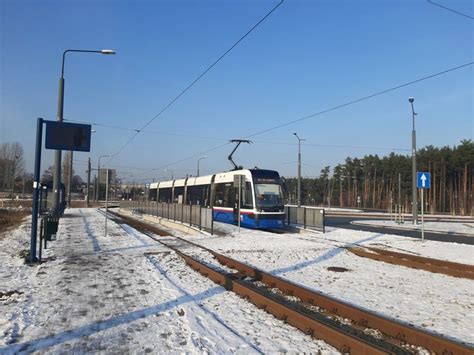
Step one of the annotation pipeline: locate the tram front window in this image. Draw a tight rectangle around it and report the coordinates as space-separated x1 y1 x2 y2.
255 183 283 210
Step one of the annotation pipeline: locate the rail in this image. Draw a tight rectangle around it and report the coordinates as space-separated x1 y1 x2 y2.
348 246 474 280
109 210 472 354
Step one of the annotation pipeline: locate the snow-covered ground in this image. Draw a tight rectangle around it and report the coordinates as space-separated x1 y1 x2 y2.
352 219 474 235
0 209 335 353
188 221 474 346
1 208 473 353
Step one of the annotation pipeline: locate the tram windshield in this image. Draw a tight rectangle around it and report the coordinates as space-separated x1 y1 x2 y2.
254 183 283 209
251 169 284 211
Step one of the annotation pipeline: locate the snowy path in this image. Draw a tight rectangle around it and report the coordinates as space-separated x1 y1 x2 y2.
0 208 335 353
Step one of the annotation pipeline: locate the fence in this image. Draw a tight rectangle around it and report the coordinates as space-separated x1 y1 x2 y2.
285 206 325 232
119 200 213 234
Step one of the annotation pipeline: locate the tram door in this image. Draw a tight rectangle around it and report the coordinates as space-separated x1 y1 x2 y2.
233 175 244 225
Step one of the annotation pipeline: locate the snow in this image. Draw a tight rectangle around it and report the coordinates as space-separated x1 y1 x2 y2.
352 219 474 235
1 208 473 353
189 221 474 346
0 209 335 353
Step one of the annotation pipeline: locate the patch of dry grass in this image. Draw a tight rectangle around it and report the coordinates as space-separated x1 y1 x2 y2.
0 210 30 237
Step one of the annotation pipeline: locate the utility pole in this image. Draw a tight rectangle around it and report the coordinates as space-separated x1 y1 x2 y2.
197 156 208 177
97 154 110 202
97 161 100 201
52 49 115 216
86 157 91 207
409 97 418 224
398 172 402 206
293 133 305 207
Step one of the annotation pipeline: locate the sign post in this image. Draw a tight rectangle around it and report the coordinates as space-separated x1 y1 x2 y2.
105 169 109 237
417 172 431 241
29 119 92 263
30 118 44 263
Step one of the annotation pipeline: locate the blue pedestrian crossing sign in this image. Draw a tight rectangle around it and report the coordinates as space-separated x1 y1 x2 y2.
417 172 430 189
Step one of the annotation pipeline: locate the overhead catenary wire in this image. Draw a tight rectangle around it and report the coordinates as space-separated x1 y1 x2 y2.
244 61 474 139
135 61 473 179
106 0 284 164
64 118 411 151
426 0 474 20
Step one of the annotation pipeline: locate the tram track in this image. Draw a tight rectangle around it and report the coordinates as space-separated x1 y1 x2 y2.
107 209 473 354
268 230 474 280
347 246 474 280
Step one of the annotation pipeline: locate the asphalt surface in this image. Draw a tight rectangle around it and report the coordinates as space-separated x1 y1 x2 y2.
325 215 474 245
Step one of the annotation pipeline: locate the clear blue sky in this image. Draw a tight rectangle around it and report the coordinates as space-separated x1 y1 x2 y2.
1 0 472 183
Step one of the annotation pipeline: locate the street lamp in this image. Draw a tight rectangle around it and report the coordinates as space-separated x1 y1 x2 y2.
409 97 418 224
97 154 111 201
293 132 305 207
197 156 208 177
52 48 116 215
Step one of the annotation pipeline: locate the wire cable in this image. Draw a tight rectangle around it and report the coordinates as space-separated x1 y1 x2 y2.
140 61 473 177
245 61 474 139
426 0 474 20
64 119 140 132
64 116 411 151
106 0 284 164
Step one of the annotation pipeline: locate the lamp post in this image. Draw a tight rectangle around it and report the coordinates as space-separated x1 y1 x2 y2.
52 49 115 216
409 97 418 224
97 154 111 201
197 156 208 177
293 133 305 207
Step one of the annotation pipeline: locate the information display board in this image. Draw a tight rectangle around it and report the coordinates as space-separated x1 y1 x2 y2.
45 121 92 151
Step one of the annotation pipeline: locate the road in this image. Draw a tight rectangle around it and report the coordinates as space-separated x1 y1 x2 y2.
325 215 474 246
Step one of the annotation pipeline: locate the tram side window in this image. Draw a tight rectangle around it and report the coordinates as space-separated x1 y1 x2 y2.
187 185 196 205
158 187 172 203
174 186 184 203
224 183 235 208
187 185 209 206
149 189 157 201
242 182 253 209
214 183 236 208
214 183 225 206
201 185 210 207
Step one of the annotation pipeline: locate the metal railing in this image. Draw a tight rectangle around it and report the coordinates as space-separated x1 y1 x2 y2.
120 200 213 234
285 206 325 232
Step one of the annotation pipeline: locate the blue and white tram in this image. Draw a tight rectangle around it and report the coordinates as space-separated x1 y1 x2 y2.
149 168 285 229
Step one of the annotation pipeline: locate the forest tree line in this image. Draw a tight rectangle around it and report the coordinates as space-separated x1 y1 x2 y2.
282 139 473 215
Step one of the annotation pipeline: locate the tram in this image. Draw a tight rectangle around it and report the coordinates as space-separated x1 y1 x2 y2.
149 168 285 229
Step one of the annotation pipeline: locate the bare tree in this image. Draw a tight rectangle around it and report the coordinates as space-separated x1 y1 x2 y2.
42 166 54 184
0 142 25 191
